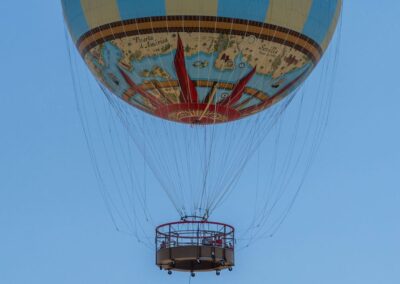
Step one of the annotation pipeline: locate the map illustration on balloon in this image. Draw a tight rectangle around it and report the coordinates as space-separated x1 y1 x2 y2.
63 0 341 124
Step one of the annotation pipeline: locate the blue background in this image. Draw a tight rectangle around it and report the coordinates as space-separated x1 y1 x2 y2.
1 1 400 283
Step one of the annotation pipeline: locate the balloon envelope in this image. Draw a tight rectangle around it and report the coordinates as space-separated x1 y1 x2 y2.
62 0 341 124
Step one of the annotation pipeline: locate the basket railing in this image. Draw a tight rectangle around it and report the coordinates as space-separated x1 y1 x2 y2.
156 220 235 250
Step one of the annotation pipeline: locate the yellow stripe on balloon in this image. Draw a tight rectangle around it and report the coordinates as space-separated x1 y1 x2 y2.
321 0 342 51
165 0 218 16
265 0 313 33
81 0 121 28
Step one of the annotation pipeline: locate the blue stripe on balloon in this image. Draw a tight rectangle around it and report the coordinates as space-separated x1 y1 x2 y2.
218 0 270 22
117 0 166 19
302 0 338 45
61 0 89 42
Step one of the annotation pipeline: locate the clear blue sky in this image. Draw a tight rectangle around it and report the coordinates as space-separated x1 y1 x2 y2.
1 1 400 284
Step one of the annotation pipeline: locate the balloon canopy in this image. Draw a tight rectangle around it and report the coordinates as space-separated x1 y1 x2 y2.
62 0 341 124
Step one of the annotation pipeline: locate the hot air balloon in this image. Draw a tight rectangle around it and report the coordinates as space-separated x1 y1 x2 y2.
62 0 342 276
